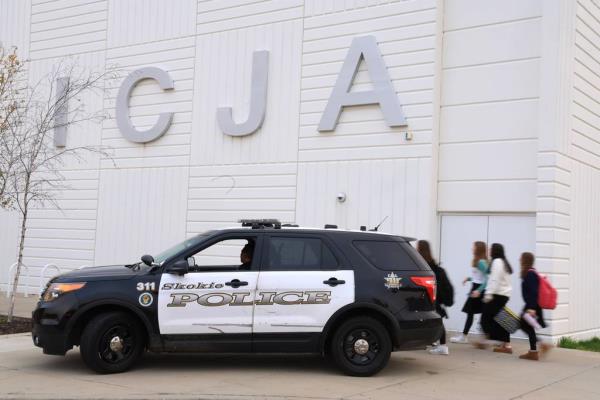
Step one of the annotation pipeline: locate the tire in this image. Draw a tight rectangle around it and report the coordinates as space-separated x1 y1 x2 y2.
80 312 145 374
329 316 392 377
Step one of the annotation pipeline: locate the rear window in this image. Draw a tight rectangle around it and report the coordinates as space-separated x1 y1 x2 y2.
353 240 422 271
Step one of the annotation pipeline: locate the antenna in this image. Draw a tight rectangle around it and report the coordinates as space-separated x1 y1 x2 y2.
370 216 388 232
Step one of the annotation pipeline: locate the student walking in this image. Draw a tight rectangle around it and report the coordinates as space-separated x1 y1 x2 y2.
479 243 513 353
451 241 488 344
518 252 552 360
417 240 454 356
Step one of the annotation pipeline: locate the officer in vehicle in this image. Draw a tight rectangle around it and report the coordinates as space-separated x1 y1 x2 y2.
239 241 254 270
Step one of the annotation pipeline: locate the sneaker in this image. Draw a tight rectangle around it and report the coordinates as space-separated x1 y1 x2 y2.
519 350 539 361
429 345 449 355
450 334 469 344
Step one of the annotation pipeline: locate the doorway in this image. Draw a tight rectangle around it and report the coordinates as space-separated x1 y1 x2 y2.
439 215 536 337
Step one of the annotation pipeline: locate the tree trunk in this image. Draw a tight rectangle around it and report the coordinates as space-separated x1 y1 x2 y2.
7 186 28 322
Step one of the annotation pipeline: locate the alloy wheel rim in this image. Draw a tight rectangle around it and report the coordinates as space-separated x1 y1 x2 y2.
343 328 380 365
99 325 134 364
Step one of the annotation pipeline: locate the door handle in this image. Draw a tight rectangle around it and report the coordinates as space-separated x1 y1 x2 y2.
323 277 345 287
225 279 248 288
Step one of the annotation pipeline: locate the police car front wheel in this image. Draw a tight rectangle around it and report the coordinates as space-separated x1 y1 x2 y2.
80 312 145 374
330 316 392 377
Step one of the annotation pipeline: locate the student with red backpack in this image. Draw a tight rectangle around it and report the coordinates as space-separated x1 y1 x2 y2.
518 252 553 360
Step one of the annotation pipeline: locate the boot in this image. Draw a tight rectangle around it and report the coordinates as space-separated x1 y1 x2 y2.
519 350 539 361
493 345 513 354
539 342 553 357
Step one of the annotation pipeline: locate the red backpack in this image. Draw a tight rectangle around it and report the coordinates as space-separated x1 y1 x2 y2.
536 271 557 310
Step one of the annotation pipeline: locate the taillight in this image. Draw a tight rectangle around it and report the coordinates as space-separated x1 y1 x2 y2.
410 276 436 303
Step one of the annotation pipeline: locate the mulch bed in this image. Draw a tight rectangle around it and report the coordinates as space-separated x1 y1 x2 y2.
0 315 32 335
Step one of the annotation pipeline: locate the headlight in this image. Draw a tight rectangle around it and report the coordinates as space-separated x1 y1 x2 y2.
42 282 86 302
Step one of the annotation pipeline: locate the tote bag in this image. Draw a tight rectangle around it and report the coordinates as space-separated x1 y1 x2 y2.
494 307 520 334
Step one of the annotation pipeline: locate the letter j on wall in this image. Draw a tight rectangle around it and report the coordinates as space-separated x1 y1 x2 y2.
217 50 269 137
116 67 175 143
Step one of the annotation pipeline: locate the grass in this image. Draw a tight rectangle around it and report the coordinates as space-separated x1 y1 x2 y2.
558 336 600 352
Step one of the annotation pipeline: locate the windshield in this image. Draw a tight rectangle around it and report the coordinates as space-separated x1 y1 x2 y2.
153 233 211 264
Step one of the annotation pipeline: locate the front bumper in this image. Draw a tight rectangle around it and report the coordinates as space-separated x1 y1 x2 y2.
32 320 71 355
31 295 78 355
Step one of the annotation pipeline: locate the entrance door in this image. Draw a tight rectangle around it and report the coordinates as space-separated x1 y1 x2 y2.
158 235 261 337
439 215 535 336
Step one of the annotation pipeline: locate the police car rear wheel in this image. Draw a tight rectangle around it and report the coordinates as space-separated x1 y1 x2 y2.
330 316 391 377
80 312 145 374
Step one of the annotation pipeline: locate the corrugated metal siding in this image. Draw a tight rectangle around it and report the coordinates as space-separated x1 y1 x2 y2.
102 37 195 169
304 0 404 17
107 0 196 48
563 0 600 338
296 158 432 238
569 162 600 336
16 51 106 292
94 167 189 265
192 20 303 165
0 0 31 56
0 210 20 291
187 163 297 234
0 0 31 291
29 0 108 60
438 0 542 213
572 0 600 168
197 0 303 34
300 0 436 163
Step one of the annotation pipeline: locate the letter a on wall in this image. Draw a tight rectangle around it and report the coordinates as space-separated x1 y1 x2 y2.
116 67 174 143
217 50 269 137
318 36 406 131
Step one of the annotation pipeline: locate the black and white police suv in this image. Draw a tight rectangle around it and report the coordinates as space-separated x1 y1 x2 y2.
33 219 443 376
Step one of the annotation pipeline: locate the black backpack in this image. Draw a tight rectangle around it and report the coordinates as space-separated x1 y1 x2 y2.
436 265 454 307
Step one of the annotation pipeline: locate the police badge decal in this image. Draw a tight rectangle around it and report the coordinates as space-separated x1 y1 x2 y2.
138 292 154 307
384 272 402 292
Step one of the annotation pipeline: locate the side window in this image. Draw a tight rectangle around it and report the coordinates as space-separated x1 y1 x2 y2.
353 240 420 271
189 237 257 271
268 236 338 270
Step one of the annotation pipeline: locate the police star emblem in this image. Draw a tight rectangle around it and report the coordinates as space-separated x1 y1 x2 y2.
384 272 402 292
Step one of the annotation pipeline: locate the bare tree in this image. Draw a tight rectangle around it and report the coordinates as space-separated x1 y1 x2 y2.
0 47 23 209
2 49 114 321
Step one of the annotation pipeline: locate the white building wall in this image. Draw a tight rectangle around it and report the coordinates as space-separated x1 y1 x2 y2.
0 0 598 341
0 0 30 290
438 0 542 213
297 0 437 239
565 0 600 339
6 1 107 293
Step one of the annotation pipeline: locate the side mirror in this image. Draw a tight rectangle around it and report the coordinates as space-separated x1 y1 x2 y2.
141 254 154 266
166 259 189 275
187 256 196 268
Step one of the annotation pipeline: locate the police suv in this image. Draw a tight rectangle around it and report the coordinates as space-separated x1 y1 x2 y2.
33 219 442 376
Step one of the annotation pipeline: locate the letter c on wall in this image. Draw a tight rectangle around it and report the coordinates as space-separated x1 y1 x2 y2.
116 67 174 143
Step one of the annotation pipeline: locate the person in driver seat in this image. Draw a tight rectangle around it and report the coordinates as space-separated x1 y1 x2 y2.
239 241 254 270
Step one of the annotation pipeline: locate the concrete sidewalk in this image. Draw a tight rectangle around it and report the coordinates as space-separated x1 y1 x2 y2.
0 333 599 400
0 293 38 318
